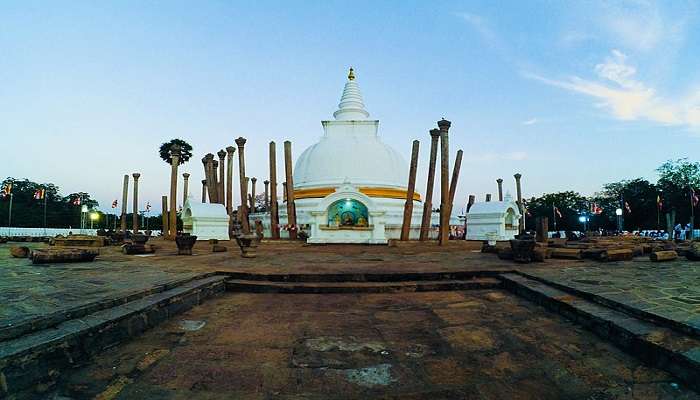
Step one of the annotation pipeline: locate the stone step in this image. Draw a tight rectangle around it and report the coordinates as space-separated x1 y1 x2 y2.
0 275 226 398
499 273 700 391
516 271 700 340
222 270 505 283
224 277 502 294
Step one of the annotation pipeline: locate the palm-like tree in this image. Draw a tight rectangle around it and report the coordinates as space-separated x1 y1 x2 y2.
159 139 192 165
160 139 192 238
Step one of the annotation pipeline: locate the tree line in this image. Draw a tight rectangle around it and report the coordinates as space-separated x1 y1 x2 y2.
523 158 700 232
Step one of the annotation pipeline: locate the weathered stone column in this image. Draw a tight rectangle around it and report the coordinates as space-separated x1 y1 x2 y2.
438 119 451 245
169 145 181 239
269 141 280 239
536 216 549 242
514 173 524 233
485 194 492 202
420 129 441 241
282 182 287 202
235 137 250 233
132 173 140 232
204 154 217 203
467 195 476 212
496 178 504 201
264 180 270 211
217 150 226 205
182 173 190 202
251 177 257 212
120 174 129 232
226 146 235 214
212 159 220 203
447 149 463 219
161 195 168 235
284 141 297 240
245 177 250 209
201 180 207 203
401 140 420 241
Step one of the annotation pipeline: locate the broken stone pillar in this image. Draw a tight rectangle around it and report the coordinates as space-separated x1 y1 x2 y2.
161 195 168 236
485 194 492 202
420 129 440 241
447 149 463 219
401 140 420 241
514 173 524 233
120 174 129 232
251 177 257 212
467 195 475 212
217 150 226 205
226 146 235 214
169 145 181 239
132 173 140 233
536 216 549 243
182 173 190 201
204 154 217 203
213 159 220 203
438 119 451 245
284 140 297 240
269 141 280 239
235 137 250 233
497 178 503 201
201 180 207 203
264 180 270 211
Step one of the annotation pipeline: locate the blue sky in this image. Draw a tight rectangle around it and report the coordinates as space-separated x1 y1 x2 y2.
2 0 700 213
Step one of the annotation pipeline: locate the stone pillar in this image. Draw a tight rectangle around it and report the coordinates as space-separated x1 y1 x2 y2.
245 177 250 210
226 146 235 214
201 180 207 203
264 180 270 211
536 216 549 243
251 177 257 212
282 182 287 202
269 141 280 239
120 174 129 232
438 119 451 245
132 173 140 232
169 145 181 239
447 149 463 219
514 173 524 233
217 150 226 205
284 141 297 240
161 195 168 235
212 159 220 203
420 129 441 241
182 173 190 202
235 137 250 233
485 194 492 202
496 178 504 201
204 154 217 203
401 140 420 241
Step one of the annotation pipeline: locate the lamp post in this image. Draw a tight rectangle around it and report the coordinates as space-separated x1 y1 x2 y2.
578 214 589 233
90 212 99 230
615 208 623 233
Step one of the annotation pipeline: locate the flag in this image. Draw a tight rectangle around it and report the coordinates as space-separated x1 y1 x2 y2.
625 201 632 214
1 183 12 197
692 189 699 208
594 204 603 215
34 188 45 200
657 195 663 210
112 200 118 208
146 202 151 212
72 197 81 205
553 205 562 218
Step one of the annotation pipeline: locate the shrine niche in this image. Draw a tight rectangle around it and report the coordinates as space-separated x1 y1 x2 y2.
327 199 369 228
466 194 522 241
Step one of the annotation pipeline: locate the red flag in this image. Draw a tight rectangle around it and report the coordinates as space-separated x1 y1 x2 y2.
554 206 562 218
72 197 81 205
692 189 699 207
624 201 632 214
657 195 663 210
594 205 603 215
1 183 12 197
112 200 118 208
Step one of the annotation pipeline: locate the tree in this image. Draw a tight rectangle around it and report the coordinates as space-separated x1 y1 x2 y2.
524 191 589 231
600 178 659 230
159 139 193 165
656 158 700 226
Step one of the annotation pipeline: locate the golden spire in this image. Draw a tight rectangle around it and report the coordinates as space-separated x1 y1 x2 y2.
348 67 355 81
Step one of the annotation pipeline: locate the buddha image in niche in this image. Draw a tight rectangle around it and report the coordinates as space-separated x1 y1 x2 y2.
341 212 355 226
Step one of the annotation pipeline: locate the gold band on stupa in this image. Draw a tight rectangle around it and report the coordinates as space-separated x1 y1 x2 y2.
292 186 421 201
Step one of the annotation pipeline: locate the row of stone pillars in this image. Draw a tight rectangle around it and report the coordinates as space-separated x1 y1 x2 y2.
118 173 143 233
400 119 463 245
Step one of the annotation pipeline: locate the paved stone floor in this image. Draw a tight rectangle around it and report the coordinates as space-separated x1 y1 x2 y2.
528 259 700 333
58 290 698 399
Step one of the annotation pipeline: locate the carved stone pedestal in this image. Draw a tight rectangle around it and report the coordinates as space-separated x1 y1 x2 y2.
175 233 197 255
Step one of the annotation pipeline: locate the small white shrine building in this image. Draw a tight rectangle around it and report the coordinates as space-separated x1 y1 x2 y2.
465 194 522 241
181 197 230 240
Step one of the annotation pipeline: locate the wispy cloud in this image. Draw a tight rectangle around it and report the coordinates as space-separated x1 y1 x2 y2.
522 118 538 126
525 50 700 128
466 151 528 163
454 12 512 62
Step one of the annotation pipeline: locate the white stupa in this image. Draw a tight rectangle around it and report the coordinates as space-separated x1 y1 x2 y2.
252 68 458 243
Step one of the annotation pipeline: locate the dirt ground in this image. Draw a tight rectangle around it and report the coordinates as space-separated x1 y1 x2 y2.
58 289 698 400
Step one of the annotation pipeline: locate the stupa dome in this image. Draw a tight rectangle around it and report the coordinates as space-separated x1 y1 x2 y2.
293 68 409 190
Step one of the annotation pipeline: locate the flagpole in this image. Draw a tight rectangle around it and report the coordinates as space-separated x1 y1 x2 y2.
43 191 47 236
552 204 557 231
7 193 13 237
690 187 695 239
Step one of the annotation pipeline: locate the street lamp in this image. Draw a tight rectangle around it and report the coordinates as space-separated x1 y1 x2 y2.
89 212 99 229
578 215 588 232
615 208 623 232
